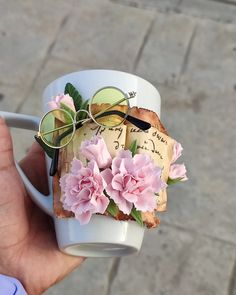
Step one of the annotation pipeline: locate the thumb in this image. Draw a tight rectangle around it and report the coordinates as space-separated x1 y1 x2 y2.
0 118 29 248
0 117 25 202
0 117 15 171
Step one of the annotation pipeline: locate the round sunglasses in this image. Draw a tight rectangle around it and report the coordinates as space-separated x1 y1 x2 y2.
37 86 150 149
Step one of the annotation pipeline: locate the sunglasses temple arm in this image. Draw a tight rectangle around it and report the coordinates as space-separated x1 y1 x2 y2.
49 122 84 176
125 114 151 130
49 149 59 176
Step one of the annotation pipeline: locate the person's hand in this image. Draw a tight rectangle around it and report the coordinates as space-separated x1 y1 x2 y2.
0 117 84 295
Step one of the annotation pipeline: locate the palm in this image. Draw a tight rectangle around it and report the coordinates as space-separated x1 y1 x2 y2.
0 118 84 295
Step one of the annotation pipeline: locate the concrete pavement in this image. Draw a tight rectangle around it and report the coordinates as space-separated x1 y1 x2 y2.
0 0 236 294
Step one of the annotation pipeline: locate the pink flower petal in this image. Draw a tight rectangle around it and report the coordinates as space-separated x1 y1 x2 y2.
75 211 92 225
88 159 100 175
106 186 132 215
134 192 156 212
65 175 79 187
47 94 76 112
169 163 187 181
59 174 68 188
60 94 76 112
80 135 112 169
116 198 133 215
47 101 58 110
111 157 122 174
101 169 113 186
133 153 150 169
123 191 137 202
95 195 110 214
106 184 118 199
172 141 183 163
119 158 133 175
117 149 132 159
78 188 91 201
112 174 123 191
71 158 83 174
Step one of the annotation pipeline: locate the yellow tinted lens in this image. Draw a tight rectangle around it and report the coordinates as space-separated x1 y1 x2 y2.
90 87 128 127
39 109 74 148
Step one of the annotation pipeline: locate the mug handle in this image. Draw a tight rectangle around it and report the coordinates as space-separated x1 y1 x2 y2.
0 111 53 217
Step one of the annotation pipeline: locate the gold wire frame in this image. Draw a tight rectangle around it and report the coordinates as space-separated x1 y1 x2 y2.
38 86 136 148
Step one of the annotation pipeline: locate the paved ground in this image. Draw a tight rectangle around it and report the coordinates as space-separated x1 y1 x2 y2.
1 0 236 294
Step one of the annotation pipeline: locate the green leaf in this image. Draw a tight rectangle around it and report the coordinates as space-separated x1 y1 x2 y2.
130 207 143 227
106 199 119 217
34 135 54 158
60 102 75 121
80 99 89 111
78 99 89 121
167 177 184 185
129 139 138 157
64 83 83 111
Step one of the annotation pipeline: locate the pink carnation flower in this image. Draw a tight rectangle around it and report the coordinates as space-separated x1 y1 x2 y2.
80 135 112 169
170 141 188 182
47 94 76 112
172 141 183 163
169 163 188 181
101 150 166 215
60 158 109 224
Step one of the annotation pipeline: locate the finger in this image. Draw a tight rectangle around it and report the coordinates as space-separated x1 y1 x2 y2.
0 118 30 247
19 142 49 195
27 141 45 157
0 117 15 171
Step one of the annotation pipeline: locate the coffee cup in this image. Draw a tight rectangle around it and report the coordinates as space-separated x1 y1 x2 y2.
0 69 161 257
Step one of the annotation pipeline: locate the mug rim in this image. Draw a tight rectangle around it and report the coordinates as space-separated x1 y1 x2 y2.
43 68 160 101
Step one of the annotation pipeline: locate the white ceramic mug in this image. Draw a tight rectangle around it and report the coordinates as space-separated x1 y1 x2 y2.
0 69 161 257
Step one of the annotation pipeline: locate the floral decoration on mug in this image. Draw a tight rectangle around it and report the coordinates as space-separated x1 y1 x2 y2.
35 82 188 227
